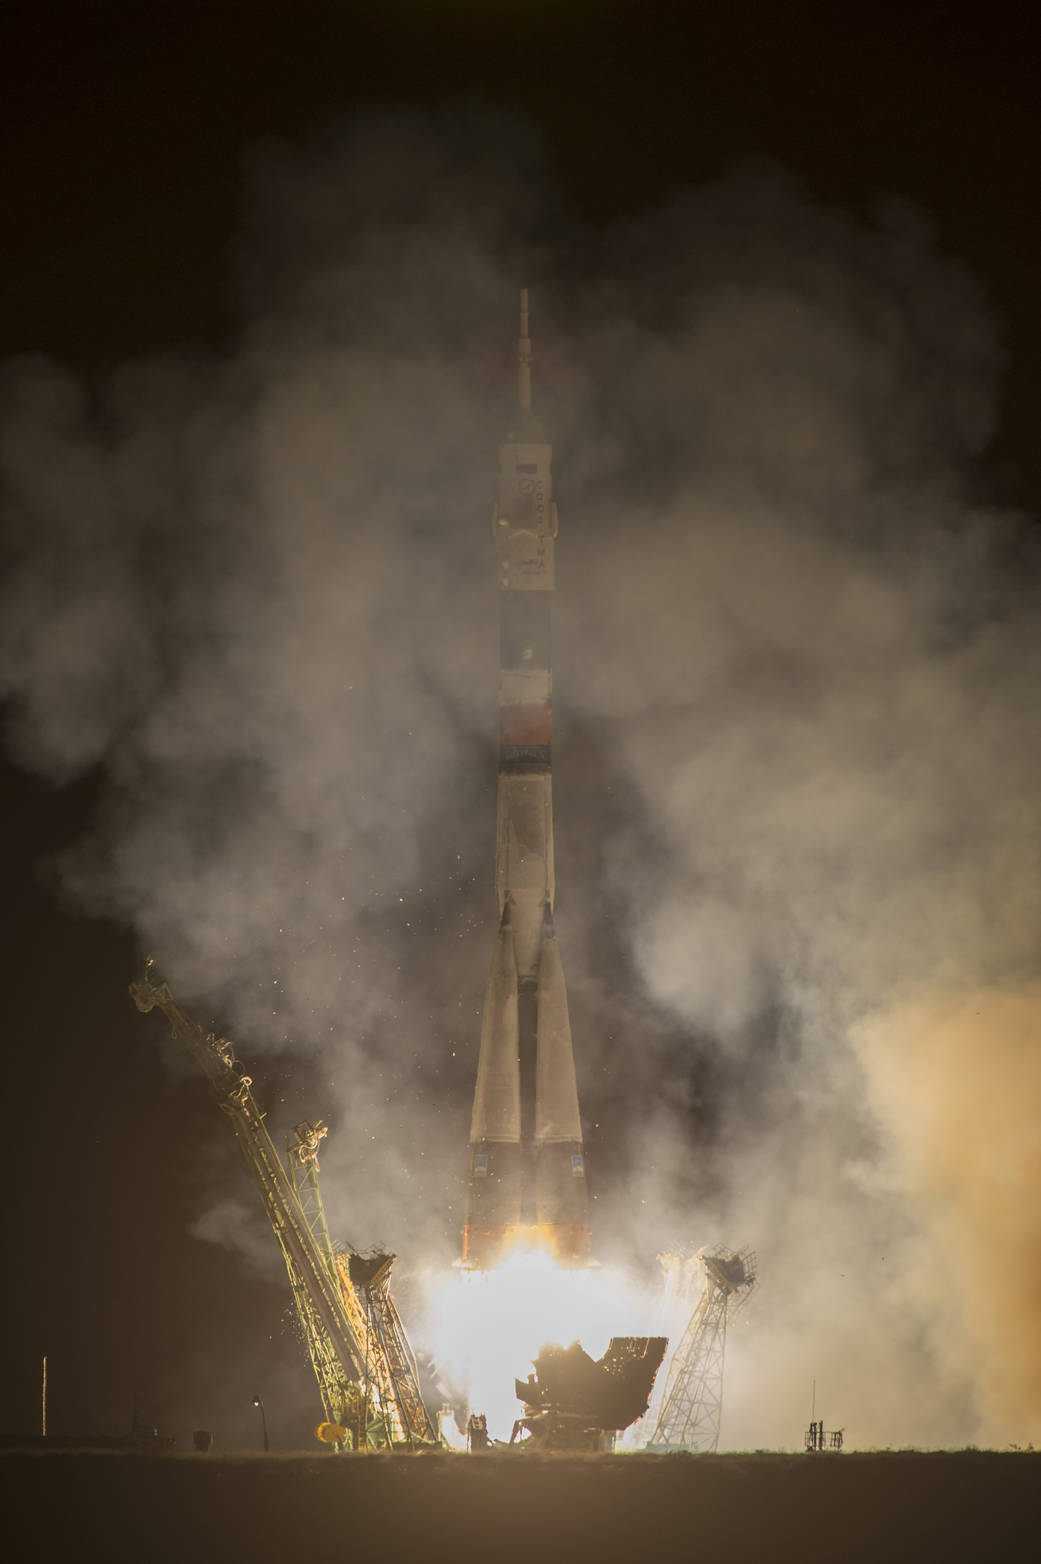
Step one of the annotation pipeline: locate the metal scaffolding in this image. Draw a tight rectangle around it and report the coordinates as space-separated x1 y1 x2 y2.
646 1246 756 1452
131 961 436 1448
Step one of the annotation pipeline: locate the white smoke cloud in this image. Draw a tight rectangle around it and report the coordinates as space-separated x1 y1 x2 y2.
3 117 1039 1447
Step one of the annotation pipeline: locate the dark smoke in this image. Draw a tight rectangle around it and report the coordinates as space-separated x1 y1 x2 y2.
3 113 1039 1447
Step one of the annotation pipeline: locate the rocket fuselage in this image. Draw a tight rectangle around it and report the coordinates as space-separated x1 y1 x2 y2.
462 293 590 1271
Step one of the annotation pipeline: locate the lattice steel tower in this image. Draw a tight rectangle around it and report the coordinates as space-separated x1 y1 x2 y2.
647 1247 756 1452
131 962 437 1447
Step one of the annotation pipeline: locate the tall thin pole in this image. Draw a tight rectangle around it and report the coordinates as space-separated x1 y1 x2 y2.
252 1395 269 1453
41 1355 47 1436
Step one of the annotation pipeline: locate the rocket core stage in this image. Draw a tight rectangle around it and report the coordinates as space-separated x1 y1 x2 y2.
461 291 591 1271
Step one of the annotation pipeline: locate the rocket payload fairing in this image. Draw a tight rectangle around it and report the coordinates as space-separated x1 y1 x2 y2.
461 292 591 1271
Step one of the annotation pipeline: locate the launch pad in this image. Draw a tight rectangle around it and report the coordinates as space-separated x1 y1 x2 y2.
511 1337 668 1452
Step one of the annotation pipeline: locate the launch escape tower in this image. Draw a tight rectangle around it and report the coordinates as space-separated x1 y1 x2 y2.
131 963 436 1448
461 292 590 1270
647 1247 756 1452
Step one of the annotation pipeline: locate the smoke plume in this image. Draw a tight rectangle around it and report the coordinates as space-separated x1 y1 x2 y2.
3 112 1039 1447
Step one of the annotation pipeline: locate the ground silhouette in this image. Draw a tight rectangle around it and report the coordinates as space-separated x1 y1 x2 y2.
3 1447 1037 1563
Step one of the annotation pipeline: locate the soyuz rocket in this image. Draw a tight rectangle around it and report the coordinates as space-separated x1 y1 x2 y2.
461 292 591 1271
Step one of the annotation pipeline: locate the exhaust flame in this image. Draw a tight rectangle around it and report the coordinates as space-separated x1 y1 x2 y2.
422 1250 657 1442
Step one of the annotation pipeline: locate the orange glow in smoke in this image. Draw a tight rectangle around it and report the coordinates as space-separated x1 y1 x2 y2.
460 1221 591 1271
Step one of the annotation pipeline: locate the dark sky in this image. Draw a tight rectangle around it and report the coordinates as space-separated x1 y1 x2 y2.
2 0 1039 1450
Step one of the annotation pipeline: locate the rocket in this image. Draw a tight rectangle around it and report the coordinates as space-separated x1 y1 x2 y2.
461 291 591 1271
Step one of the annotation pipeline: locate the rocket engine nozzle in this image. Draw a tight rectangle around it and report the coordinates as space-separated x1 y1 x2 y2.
461 1221 591 1273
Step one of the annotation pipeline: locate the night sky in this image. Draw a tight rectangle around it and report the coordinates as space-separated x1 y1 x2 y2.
3 1 1039 1452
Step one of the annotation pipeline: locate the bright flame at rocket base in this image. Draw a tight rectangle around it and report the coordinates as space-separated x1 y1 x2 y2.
424 1251 655 1442
461 290 591 1271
